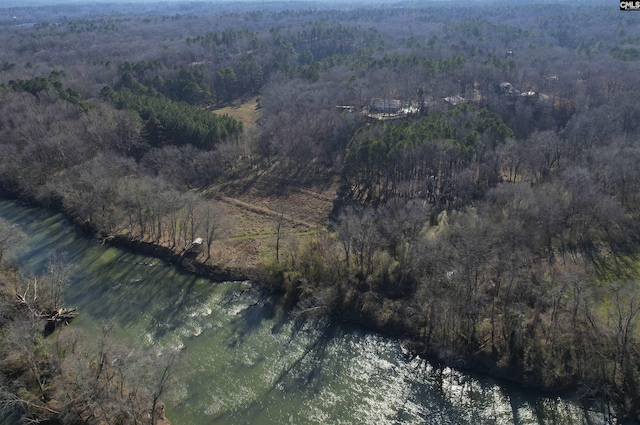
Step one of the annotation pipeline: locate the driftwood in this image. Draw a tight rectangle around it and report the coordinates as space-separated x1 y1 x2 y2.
44 307 77 322
43 307 78 334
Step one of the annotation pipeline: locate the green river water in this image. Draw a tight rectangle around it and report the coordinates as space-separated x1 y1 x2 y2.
0 199 621 424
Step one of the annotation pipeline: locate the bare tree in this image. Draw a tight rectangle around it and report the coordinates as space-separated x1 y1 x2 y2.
274 210 285 264
351 209 379 279
180 193 201 250
608 282 640 391
336 206 356 269
199 201 221 263
134 348 179 425
44 253 71 313
150 352 177 425
1 315 54 411
0 218 24 268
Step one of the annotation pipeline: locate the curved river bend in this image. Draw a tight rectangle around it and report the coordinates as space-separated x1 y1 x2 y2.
0 199 623 425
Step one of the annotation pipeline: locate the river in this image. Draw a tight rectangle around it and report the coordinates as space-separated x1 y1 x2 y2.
0 198 623 424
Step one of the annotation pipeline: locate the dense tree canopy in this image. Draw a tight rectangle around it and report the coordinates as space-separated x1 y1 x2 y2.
344 105 513 208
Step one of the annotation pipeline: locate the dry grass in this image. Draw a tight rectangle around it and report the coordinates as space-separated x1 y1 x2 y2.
211 97 261 131
205 164 340 269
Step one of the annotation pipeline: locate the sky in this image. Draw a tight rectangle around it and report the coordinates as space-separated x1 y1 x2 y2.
0 0 604 11
2 0 398 7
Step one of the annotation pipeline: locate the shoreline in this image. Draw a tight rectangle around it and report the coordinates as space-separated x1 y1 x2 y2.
105 235 258 283
0 194 627 421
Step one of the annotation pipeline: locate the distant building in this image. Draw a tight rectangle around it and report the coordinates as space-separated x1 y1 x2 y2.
336 105 355 112
186 238 203 254
443 95 466 106
498 82 520 96
182 237 203 265
370 98 402 113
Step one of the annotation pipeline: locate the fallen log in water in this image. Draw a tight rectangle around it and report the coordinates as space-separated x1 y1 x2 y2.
43 307 78 334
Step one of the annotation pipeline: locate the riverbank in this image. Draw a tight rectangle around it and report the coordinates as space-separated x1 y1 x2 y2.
0 197 628 425
2 188 639 423
106 235 257 283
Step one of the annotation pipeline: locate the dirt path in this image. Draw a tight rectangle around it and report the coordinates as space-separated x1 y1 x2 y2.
205 172 339 268
216 195 316 229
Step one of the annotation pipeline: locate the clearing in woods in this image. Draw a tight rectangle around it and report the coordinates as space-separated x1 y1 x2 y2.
207 98 339 269
212 97 261 132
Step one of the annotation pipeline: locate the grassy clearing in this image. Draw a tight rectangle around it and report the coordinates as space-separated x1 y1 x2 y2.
595 253 640 283
228 228 324 241
203 163 339 269
211 97 261 131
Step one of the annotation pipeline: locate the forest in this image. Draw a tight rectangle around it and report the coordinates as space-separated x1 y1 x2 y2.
1 0 640 423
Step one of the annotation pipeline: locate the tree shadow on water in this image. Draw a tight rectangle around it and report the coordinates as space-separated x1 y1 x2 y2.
504 385 613 425
224 293 286 349
68 251 203 333
225 323 336 423
147 273 202 339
